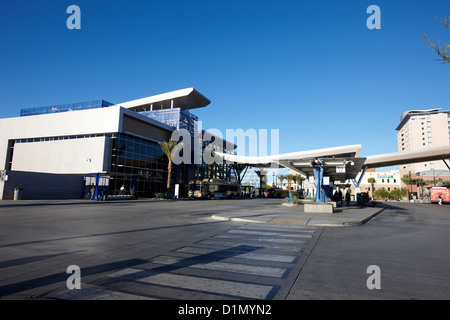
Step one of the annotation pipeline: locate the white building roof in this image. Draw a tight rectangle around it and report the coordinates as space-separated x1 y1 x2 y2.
396 108 448 130
114 88 211 112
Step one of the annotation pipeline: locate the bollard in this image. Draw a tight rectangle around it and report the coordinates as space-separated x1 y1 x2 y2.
14 187 23 200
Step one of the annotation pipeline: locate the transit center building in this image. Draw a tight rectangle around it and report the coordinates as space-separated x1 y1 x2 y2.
0 88 237 200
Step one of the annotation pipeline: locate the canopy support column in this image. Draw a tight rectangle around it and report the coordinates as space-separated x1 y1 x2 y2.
313 164 329 203
93 173 101 201
352 165 368 188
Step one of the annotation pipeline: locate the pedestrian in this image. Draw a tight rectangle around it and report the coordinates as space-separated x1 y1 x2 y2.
120 185 125 195
90 186 95 200
131 184 137 200
345 191 351 206
439 194 443 205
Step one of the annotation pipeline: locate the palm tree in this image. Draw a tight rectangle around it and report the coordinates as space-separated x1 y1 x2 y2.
291 175 298 190
255 169 265 197
368 177 376 200
401 174 411 200
293 174 306 191
207 150 218 179
158 139 179 192
286 174 295 191
278 174 286 188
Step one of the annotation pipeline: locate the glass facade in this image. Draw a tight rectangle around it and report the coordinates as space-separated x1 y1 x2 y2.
20 100 114 117
194 140 237 182
109 133 168 197
138 108 236 180
138 108 198 134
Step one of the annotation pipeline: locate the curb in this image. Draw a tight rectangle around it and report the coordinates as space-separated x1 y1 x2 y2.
211 208 384 227
342 208 384 227
307 208 384 227
211 214 267 224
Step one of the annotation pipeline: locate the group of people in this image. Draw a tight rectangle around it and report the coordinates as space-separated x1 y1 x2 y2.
88 186 106 201
87 184 136 200
331 189 352 207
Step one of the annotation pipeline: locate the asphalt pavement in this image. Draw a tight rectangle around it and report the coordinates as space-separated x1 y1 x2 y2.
2 197 440 301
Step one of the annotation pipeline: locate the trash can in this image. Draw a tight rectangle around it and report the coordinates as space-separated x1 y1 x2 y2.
14 187 23 200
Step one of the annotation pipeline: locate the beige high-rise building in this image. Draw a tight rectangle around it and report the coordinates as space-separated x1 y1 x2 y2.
396 109 450 174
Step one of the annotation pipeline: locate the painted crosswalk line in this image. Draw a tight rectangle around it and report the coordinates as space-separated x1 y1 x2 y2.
57 221 322 300
109 268 278 299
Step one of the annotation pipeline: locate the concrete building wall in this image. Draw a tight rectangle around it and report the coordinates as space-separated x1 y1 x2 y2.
122 114 172 143
0 106 122 171
0 170 84 200
0 106 173 175
12 136 109 174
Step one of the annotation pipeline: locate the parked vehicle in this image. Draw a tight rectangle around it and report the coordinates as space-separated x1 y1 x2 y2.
430 187 450 204
188 179 240 199
266 188 289 198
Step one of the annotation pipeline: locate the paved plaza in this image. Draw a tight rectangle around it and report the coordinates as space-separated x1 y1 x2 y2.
0 198 449 300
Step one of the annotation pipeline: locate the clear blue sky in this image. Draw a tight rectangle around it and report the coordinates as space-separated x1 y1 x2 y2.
1 0 449 169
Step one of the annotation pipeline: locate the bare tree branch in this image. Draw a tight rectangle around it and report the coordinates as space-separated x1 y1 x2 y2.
436 16 450 29
423 17 450 64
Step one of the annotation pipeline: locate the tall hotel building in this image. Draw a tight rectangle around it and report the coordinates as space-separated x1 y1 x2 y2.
396 109 450 174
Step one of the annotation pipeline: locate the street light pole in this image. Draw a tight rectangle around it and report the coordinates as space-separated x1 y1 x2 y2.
409 171 412 201
418 172 423 200
433 167 436 187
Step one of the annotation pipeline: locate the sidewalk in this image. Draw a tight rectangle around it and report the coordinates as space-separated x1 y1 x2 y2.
211 202 384 227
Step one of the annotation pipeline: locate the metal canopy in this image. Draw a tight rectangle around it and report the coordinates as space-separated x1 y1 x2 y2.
215 143 450 204
217 144 450 178
364 145 450 169
277 157 367 181
216 144 365 181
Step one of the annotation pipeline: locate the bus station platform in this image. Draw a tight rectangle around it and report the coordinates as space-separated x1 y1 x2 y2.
211 202 384 227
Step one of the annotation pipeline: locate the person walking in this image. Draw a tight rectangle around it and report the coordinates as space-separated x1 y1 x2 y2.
90 186 95 200
345 191 351 206
439 194 443 205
